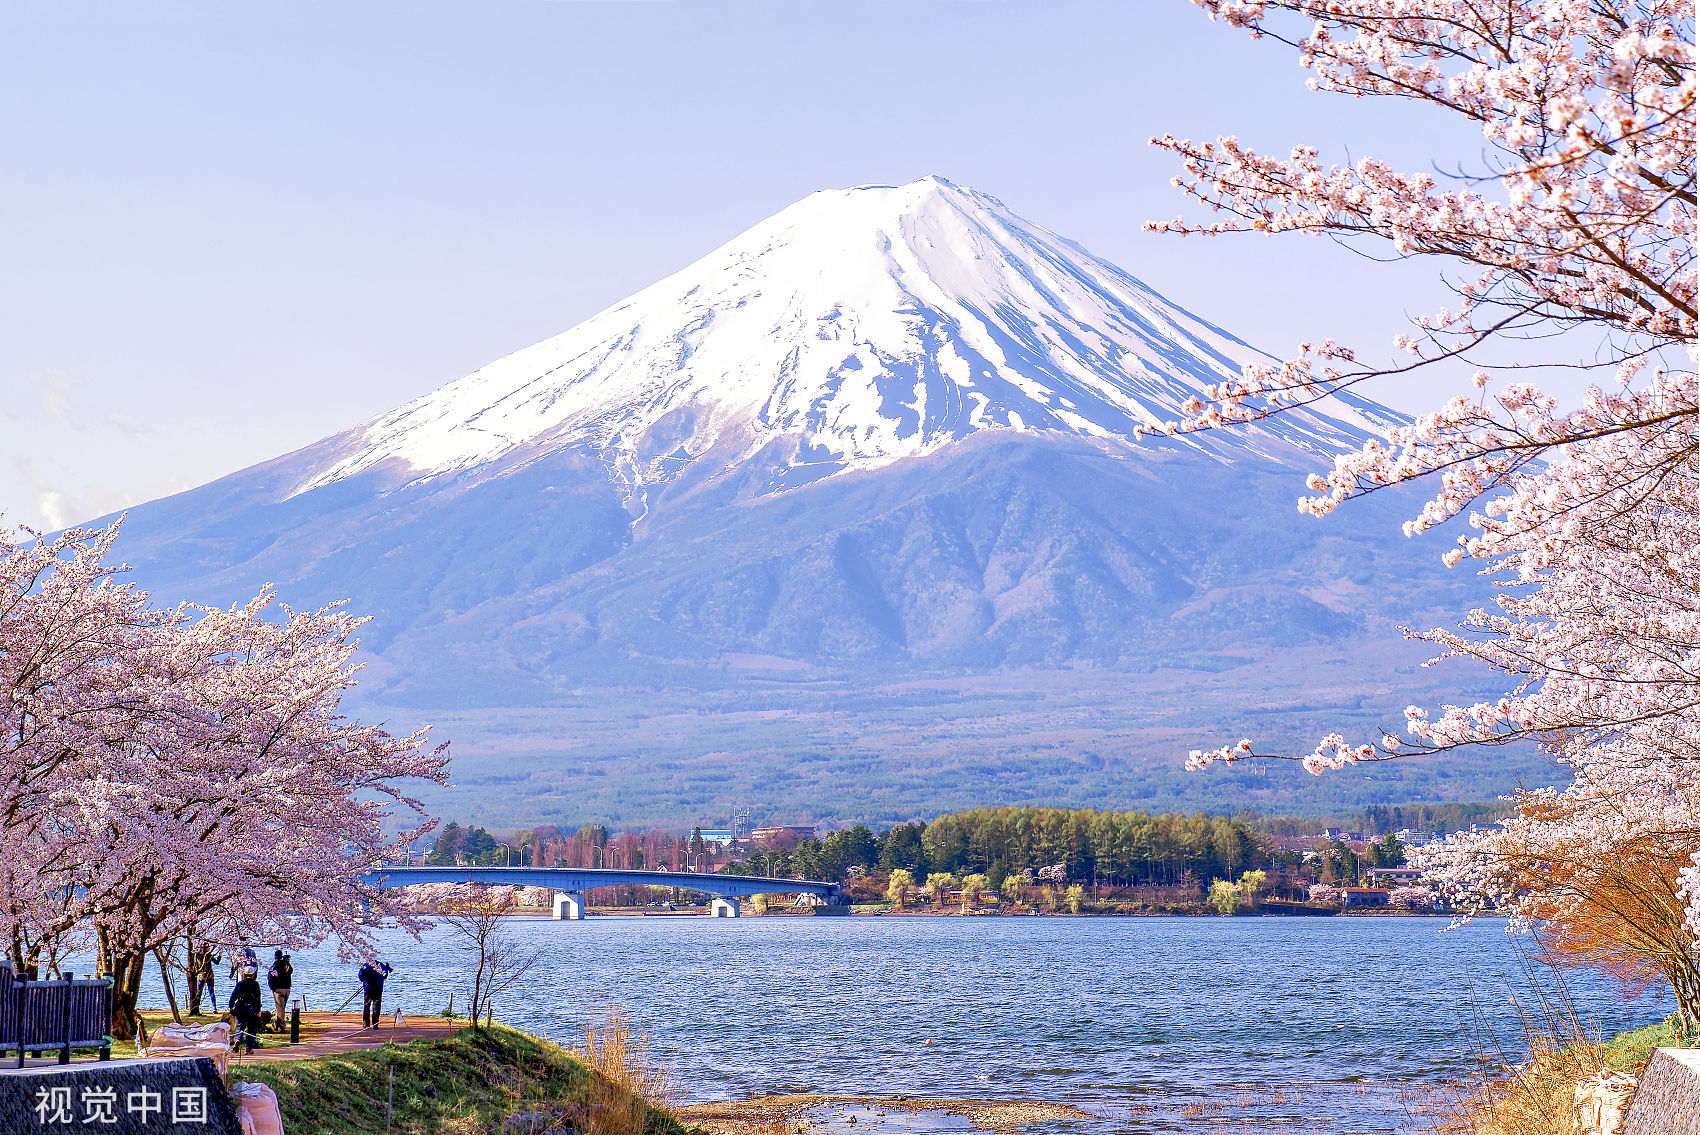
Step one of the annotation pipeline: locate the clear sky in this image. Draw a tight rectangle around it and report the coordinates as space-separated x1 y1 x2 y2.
2 1 1493 530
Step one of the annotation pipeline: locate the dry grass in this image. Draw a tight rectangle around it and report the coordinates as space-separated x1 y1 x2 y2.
572 1008 678 1135
1428 1035 1604 1135
1424 963 1683 1135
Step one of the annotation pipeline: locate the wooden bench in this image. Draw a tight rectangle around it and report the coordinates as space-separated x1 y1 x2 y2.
0 960 113 1067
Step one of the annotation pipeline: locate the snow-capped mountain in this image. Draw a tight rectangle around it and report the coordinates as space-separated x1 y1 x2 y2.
295 176 1395 507
101 178 1516 825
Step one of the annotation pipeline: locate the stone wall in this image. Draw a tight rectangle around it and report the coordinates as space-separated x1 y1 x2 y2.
1625 1047 1700 1135
0 1056 240 1135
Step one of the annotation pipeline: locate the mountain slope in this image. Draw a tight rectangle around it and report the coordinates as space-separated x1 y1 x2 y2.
287 176 1397 507
101 177 1537 824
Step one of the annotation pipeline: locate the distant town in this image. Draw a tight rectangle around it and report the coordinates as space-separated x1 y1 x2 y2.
406 801 1506 915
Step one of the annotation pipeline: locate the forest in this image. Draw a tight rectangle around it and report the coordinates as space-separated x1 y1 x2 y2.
428 803 1442 891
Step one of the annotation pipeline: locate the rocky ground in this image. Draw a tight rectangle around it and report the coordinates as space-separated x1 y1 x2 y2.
677 1093 1095 1135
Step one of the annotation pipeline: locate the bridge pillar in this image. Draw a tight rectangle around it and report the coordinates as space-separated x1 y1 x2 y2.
709 897 741 918
552 892 587 920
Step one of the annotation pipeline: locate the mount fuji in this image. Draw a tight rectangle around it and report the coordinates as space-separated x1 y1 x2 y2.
105 177 1532 825
289 176 1397 505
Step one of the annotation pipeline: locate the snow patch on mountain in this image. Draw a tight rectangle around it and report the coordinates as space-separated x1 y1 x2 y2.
292 176 1399 503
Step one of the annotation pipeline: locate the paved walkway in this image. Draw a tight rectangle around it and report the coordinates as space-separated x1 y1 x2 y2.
232 1011 457 1063
2 1012 460 1074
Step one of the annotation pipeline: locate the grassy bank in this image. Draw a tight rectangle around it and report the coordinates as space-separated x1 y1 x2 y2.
109 1015 681 1135
245 1023 669 1135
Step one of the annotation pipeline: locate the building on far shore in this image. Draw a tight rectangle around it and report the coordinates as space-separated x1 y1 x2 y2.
750 824 817 846
1341 887 1392 907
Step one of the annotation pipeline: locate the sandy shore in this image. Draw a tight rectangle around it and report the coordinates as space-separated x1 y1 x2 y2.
677 1092 1095 1135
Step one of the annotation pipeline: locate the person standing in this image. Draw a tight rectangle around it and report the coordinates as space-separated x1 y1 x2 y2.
228 966 265 1053
230 939 257 982
194 946 220 1016
357 959 392 1029
266 950 293 1031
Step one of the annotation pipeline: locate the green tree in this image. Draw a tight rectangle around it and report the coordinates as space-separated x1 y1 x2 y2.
923 816 968 874
1237 870 1269 905
820 825 879 879
1314 839 1360 884
1367 834 1405 869
789 840 823 880
462 826 498 864
886 868 915 907
924 872 958 908
1000 875 1025 905
959 873 990 905
1065 884 1085 914
424 821 462 866
1209 880 1242 915
878 823 928 874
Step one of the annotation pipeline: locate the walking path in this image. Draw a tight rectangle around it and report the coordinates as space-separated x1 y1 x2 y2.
2 1012 457 1074
231 1011 457 1063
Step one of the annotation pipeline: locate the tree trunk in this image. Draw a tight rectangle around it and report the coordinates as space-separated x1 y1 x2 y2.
472 933 488 1027
184 934 204 1016
109 951 148 1041
9 927 44 980
154 948 183 1024
1668 961 1700 1034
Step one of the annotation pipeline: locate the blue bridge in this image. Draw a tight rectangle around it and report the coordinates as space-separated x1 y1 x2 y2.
356 865 841 918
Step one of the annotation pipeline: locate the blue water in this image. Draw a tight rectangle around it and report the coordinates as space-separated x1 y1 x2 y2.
110 915 1669 1134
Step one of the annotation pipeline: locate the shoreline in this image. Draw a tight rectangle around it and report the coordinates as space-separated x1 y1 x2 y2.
485 905 1477 920
678 1093 1098 1135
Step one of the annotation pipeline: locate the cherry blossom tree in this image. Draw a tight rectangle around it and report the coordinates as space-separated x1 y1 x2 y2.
0 521 450 1037
1416 769 1700 1022
94 591 449 1037
1388 886 1437 911
0 521 161 977
1399 447 1695 1020
1149 1 1692 543
1153 0 1696 1016
1162 0 1694 773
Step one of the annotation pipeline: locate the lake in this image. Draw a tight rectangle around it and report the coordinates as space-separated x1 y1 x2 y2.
111 914 1667 1134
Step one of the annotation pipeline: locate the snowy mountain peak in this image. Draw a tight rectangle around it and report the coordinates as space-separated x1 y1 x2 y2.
294 177 1397 502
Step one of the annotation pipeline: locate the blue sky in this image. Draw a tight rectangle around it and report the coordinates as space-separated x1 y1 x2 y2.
2 1 1484 529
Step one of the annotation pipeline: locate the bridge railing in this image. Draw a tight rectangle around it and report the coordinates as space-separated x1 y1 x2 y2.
361 864 839 897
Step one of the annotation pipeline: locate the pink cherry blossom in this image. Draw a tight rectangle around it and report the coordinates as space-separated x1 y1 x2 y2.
0 520 450 1036
1158 1 1698 1017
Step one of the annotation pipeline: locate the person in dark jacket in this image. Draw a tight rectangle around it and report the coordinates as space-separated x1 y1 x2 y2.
189 945 219 1016
266 950 293 1031
228 967 265 1052
357 959 392 1028
229 939 257 982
